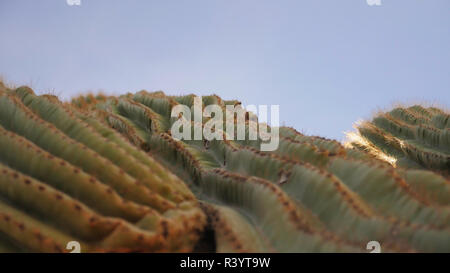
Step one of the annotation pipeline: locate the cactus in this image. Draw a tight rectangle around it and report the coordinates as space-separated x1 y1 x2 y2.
345 106 450 175
0 87 206 252
0 83 449 252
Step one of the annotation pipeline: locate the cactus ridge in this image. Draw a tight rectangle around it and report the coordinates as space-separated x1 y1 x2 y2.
398 169 450 206
198 202 269 253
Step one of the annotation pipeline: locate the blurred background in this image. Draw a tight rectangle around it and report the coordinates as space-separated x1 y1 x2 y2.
0 0 449 140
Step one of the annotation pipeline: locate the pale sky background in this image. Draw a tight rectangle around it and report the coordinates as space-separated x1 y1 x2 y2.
0 0 449 140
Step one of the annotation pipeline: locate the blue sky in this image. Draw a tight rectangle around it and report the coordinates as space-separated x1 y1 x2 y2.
0 0 449 140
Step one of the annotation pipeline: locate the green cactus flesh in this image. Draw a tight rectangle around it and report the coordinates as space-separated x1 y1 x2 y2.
0 84 449 252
